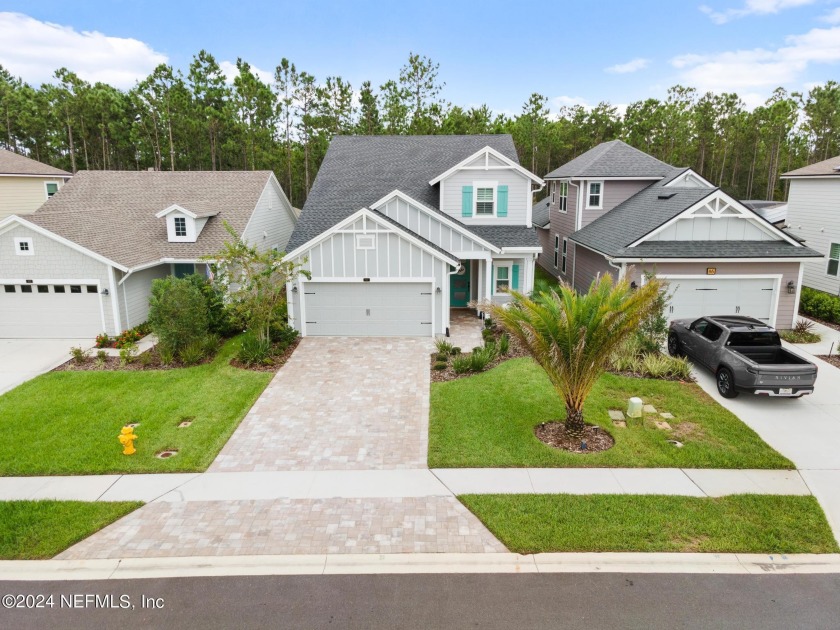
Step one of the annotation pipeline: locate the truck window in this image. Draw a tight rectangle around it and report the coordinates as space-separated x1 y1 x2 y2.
701 324 723 342
690 319 708 335
726 331 781 346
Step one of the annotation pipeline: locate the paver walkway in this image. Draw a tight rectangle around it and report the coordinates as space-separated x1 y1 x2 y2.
211 337 432 471
447 309 484 351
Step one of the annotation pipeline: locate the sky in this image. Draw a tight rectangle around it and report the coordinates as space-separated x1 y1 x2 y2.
1 0 839 114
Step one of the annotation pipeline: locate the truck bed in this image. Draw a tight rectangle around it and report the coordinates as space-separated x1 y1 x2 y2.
731 347 813 368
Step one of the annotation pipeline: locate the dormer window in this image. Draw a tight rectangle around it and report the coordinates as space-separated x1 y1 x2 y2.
476 187 495 215
155 204 219 243
174 217 187 237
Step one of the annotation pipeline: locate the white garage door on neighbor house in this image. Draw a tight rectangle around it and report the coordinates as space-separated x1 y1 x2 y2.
664 276 778 325
301 281 434 337
0 282 103 338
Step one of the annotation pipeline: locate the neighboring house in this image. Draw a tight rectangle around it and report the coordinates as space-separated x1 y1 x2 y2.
781 156 840 296
0 148 72 220
0 170 296 338
284 135 544 337
538 140 820 329
741 200 788 227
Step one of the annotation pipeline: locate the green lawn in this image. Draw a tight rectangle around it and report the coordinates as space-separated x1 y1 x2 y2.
534 265 560 288
0 338 272 475
461 494 838 554
0 501 142 559
429 358 792 469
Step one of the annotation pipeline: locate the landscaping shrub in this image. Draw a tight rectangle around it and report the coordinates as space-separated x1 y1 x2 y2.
635 273 671 353
452 355 471 374
94 333 111 349
182 273 235 336
202 333 221 357
270 322 299 349
95 350 107 366
114 328 142 349
468 345 496 372
157 344 175 365
238 331 273 366
148 276 210 356
434 338 454 355
435 353 449 362
641 353 693 380
498 334 510 356
484 318 493 329
69 346 89 365
179 339 207 366
780 319 821 344
451 347 462 355
138 351 154 367
433 361 448 370
799 287 840 324
482 329 495 341
119 343 138 366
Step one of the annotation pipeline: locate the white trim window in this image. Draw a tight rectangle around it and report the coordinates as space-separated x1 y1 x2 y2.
475 182 496 216
828 242 840 277
550 182 556 205
44 181 59 199
356 234 375 250
586 181 603 209
174 216 188 237
553 235 560 269
561 238 568 274
558 182 568 213
14 237 34 256
495 262 512 294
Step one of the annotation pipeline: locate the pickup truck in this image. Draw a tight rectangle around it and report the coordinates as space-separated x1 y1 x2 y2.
667 315 818 398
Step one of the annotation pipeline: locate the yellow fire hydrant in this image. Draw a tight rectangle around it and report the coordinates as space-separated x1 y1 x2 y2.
118 426 138 455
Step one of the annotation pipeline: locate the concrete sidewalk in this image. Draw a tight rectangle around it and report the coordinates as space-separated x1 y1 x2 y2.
0 467 811 503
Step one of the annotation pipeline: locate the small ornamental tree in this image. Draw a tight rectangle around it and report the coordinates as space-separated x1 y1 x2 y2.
205 223 309 343
147 276 210 355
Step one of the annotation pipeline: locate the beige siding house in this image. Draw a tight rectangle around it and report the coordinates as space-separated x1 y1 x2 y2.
536 140 821 329
782 156 840 296
0 148 72 220
0 170 296 338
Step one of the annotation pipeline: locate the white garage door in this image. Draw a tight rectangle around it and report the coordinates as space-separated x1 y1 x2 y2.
0 282 103 338
666 277 776 324
303 282 433 337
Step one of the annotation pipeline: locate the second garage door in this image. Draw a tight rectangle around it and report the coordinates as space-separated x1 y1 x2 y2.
666 277 776 324
303 281 433 337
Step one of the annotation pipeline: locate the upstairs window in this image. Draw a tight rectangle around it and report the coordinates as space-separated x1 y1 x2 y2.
45 182 59 198
476 187 494 215
562 238 568 274
587 181 603 209
14 237 33 256
550 182 556 205
558 182 568 213
553 235 560 268
828 243 840 277
174 216 187 237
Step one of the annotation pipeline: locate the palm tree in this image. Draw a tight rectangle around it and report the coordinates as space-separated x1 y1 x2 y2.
488 274 662 440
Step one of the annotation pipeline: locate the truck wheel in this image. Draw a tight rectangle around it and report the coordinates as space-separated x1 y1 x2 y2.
667 333 683 357
716 367 739 399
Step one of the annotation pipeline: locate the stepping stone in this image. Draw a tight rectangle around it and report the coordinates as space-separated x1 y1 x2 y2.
643 404 657 414
608 410 625 421
612 420 627 428
660 412 674 419
654 421 672 430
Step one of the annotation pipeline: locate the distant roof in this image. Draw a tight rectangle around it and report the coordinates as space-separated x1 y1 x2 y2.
0 148 71 177
544 140 678 179
288 135 530 251
28 170 274 269
532 197 550 228
782 155 840 177
741 200 787 225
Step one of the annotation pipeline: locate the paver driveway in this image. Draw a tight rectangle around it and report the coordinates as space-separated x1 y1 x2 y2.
210 337 432 472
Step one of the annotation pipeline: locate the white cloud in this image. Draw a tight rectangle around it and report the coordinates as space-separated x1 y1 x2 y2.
219 60 274 85
0 12 167 88
605 58 650 74
670 25 840 98
820 7 840 23
700 0 816 24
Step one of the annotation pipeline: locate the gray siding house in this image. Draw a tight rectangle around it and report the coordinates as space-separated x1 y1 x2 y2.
535 140 821 329
0 170 296 338
782 156 840 296
284 135 544 337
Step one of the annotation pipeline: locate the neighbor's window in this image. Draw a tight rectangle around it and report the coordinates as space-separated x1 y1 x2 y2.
476 187 494 215
587 181 602 208
14 237 33 255
828 242 840 277
45 182 59 198
495 266 510 293
562 238 568 274
553 235 560 268
174 216 187 237
558 182 568 213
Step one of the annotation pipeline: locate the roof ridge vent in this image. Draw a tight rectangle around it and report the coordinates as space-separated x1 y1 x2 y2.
657 192 677 199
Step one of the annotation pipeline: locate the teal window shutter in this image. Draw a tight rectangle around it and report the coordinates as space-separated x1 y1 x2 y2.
497 185 508 217
512 264 520 290
491 263 495 293
462 186 473 217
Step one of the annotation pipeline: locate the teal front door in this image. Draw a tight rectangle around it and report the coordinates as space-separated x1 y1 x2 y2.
450 263 471 307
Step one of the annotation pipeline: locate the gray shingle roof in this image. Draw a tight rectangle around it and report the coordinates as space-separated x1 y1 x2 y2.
544 140 678 179
532 197 550 228
28 170 273 269
0 148 72 177
468 225 541 248
782 154 840 177
618 240 821 259
288 135 523 251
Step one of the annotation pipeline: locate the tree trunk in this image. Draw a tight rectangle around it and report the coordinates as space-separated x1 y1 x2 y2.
564 406 586 439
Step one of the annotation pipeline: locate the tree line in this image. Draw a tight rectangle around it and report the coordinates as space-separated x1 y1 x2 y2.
1 50 839 207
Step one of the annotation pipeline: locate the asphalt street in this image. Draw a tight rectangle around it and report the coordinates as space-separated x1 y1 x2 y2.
2 572 839 629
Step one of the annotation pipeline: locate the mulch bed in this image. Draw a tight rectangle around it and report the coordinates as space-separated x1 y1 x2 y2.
803 315 840 333
606 368 694 383
430 327 530 383
229 338 300 372
54 347 216 372
818 354 840 369
535 421 615 454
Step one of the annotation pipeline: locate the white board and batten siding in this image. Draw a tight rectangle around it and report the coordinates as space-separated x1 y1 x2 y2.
647 217 776 241
439 168 531 226
786 178 840 295
241 176 297 253
287 213 451 336
377 196 489 254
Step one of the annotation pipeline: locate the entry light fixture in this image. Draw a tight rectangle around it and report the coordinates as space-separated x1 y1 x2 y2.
100 288 109 296
291 285 298 293
787 280 796 295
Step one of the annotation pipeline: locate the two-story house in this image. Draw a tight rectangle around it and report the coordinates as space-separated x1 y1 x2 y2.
0 148 72 220
781 155 840 297
0 171 296 338
284 135 544 337
536 140 820 329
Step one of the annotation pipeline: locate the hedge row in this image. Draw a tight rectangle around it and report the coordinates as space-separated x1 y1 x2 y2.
799 287 840 325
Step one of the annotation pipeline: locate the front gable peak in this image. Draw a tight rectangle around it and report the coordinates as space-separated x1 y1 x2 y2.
428 146 544 186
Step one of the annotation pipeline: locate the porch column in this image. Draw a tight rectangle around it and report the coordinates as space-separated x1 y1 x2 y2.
485 258 493 311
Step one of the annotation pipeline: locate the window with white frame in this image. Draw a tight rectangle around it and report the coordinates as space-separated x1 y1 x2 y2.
562 238 568 274
356 234 375 250
828 242 840 277
558 181 568 213
174 216 187 237
475 185 495 215
14 237 33 256
550 182 556 205
495 263 511 293
553 235 560 268
45 182 59 198
586 181 603 209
